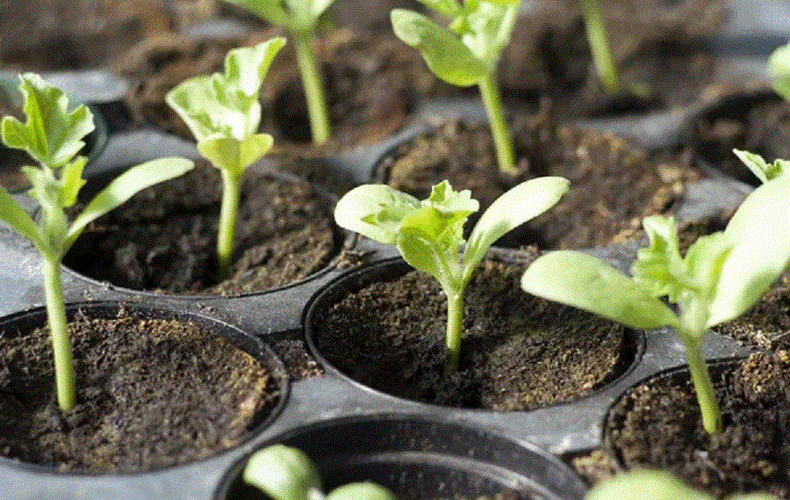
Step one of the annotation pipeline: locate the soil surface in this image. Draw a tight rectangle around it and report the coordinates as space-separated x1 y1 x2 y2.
606 353 790 498
379 113 699 250
117 25 424 156
690 91 790 186
63 161 337 295
311 254 629 409
714 271 790 351
0 307 280 473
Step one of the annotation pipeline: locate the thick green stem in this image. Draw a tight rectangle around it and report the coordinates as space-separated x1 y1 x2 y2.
217 169 243 281
684 339 723 434
580 0 620 94
43 255 75 413
444 290 464 375
478 73 516 175
293 30 332 146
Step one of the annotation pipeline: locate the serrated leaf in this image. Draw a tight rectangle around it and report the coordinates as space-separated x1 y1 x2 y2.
733 149 787 183
708 173 790 326
326 483 398 500
0 73 94 169
422 180 479 215
197 134 273 175
0 187 42 248
631 215 686 301
391 9 488 86
522 251 679 330
243 445 322 500
334 184 421 244
65 158 194 250
464 177 568 273
400 205 467 256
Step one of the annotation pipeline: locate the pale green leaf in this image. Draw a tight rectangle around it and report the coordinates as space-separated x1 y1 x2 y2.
59 156 87 208
461 0 518 65
399 205 467 257
326 483 398 500
768 41 790 102
225 37 287 98
223 0 290 26
631 215 686 301
415 0 462 18
522 251 679 330
464 177 568 273
732 149 787 183
197 134 273 175
586 470 712 500
0 187 42 248
0 73 94 169
397 229 447 285
243 445 322 500
422 180 479 215
309 0 336 20
334 184 421 244
65 158 194 250
391 9 488 86
708 173 790 326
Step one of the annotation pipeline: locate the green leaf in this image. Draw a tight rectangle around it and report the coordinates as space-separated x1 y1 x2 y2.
334 184 421 244
461 0 518 66
223 0 290 26
631 215 686 302
225 37 287 98
708 173 790 326
391 9 488 87
733 149 788 183
397 229 449 286
307 0 336 20
0 187 42 248
422 180 479 216
415 0 462 18
58 156 87 208
326 483 398 500
464 177 568 273
243 445 322 500
65 158 194 250
1 73 94 169
197 134 274 175
522 251 679 330
585 470 712 500
768 41 790 102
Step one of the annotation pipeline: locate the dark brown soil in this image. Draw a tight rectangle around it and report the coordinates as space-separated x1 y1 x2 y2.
117 25 424 156
689 91 790 186
0 307 281 473
606 353 790 498
379 113 699 250
714 271 790 351
63 161 337 295
311 255 628 409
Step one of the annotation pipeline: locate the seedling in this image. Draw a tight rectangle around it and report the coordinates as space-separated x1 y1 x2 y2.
0 74 194 412
580 0 620 94
390 0 520 174
244 444 397 500
522 172 790 434
587 470 777 500
223 0 335 145
335 177 569 374
733 149 789 184
166 38 285 280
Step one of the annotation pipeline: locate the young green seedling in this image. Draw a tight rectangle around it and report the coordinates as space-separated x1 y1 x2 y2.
335 177 569 374
244 444 397 500
580 0 620 94
522 172 790 434
223 0 335 145
390 0 520 174
586 470 778 500
0 73 194 413
166 37 285 280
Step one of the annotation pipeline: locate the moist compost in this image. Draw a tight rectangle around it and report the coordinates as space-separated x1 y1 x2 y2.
0 308 280 473
63 161 336 295
117 25 423 156
379 114 698 250
311 256 628 409
606 353 790 498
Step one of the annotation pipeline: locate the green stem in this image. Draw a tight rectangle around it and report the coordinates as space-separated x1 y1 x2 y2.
478 73 516 175
217 169 243 281
580 0 620 94
444 290 464 375
293 30 332 146
43 255 75 413
684 339 723 434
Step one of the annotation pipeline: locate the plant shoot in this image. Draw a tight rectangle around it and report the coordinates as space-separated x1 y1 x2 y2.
166 38 285 280
580 0 620 94
335 177 569 374
522 171 790 434
244 444 397 500
0 74 194 412
390 0 520 174
223 0 335 145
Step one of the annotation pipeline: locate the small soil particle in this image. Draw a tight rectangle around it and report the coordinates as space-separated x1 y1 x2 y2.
606 353 790 498
312 255 629 409
0 307 280 473
63 161 337 295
